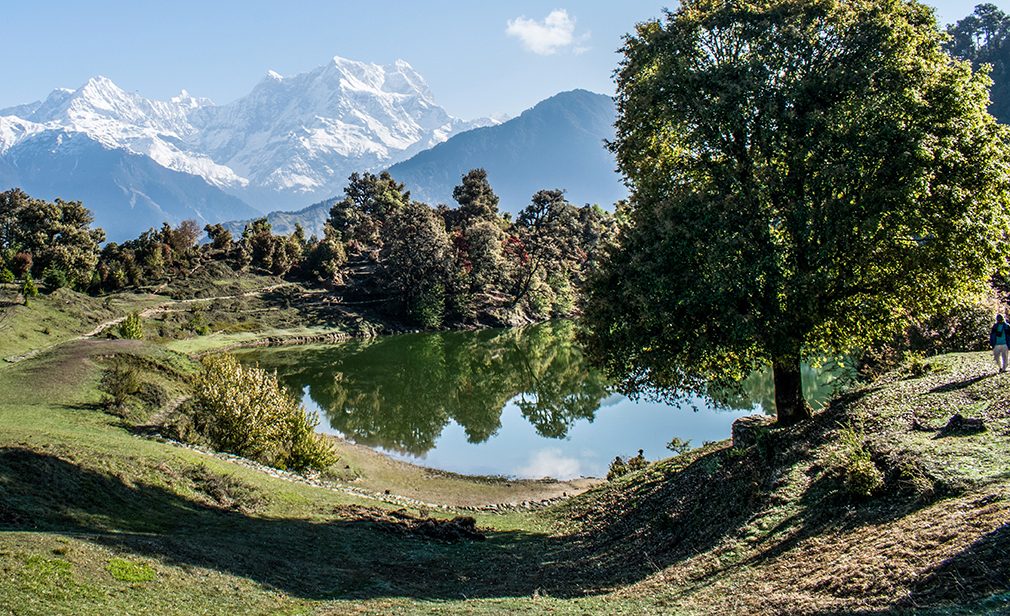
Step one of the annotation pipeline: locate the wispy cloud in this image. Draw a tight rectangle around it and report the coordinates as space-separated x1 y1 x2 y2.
517 448 583 480
505 9 590 56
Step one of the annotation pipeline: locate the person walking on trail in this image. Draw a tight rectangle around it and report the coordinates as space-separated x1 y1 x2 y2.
990 314 1010 373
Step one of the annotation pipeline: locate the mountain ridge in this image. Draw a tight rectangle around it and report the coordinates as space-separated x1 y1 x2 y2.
0 62 622 241
0 56 491 238
387 89 625 211
220 89 626 239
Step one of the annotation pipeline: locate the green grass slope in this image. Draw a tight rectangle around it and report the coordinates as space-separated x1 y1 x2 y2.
1 283 1009 615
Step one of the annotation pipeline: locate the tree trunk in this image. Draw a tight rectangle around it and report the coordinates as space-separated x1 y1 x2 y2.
773 357 811 425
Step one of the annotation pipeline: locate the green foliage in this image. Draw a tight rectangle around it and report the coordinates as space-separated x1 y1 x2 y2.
509 190 581 310
204 223 233 252
237 218 304 276
42 266 68 289
106 558 156 583
0 189 104 289
21 274 38 300
583 0 1010 423
832 422 884 498
304 222 347 283
119 312 144 340
947 3 1010 123
0 268 13 283
191 354 337 472
329 171 410 248
902 351 937 378
460 220 507 291
190 313 212 336
859 291 999 378
607 449 648 481
94 220 202 292
666 437 692 456
381 201 452 328
451 168 501 227
606 456 628 481
100 361 142 413
412 282 446 329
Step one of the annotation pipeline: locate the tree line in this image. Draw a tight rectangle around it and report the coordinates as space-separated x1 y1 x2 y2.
0 169 616 328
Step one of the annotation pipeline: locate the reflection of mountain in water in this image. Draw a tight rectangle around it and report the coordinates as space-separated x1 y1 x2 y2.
236 322 848 457
239 321 610 456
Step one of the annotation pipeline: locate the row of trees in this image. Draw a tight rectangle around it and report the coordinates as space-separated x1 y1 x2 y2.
322 169 616 327
0 169 615 328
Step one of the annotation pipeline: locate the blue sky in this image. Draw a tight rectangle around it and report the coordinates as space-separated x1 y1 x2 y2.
0 1 1002 120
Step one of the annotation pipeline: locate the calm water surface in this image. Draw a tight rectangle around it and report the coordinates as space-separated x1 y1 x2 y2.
234 322 845 479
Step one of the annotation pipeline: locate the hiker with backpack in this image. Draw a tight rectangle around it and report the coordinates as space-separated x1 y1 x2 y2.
990 314 1010 373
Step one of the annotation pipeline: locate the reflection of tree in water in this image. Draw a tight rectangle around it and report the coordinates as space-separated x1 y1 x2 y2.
237 321 611 456
511 321 608 438
709 359 849 413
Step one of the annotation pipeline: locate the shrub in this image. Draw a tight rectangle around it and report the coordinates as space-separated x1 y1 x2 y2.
21 274 38 301
607 456 628 481
100 361 141 413
832 422 884 498
0 268 12 283
666 437 692 456
191 354 337 472
607 449 648 481
412 283 446 329
136 382 169 410
903 351 936 378
11 252 32 278
190 313 212 336
42 266 68 289
119 312 144 340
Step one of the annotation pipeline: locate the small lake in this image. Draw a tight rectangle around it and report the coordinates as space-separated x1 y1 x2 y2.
233 321 846 479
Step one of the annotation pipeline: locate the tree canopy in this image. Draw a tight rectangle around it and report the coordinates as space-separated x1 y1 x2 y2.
582 0 1010 424
0 188 105 289
947 3 1010 123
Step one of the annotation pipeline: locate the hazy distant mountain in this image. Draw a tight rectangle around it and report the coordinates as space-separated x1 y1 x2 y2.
0 130 257 241
0 56 493 239
222 197 337 240
387 90 626 213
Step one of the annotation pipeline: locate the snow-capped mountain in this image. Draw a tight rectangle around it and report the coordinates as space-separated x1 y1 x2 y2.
191 57 489 200
219 90 626 240
0 56 492 238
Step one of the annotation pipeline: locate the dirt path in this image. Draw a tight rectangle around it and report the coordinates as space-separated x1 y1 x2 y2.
4 282 297 364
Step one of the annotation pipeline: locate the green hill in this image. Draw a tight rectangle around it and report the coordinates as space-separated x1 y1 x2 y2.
0 282 1008 615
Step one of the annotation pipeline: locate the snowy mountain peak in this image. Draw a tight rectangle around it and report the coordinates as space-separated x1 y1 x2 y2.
170 89 212 109
0 54 487 210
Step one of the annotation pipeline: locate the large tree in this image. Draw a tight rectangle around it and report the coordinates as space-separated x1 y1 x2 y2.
582 0 1010 424
0 188 105 289
329 172 410 248
380 201 453 328
451 168 501 227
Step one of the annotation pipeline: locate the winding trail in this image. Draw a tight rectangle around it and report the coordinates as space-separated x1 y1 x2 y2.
4 282 296 364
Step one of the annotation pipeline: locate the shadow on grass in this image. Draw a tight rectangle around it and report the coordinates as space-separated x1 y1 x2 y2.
927 373 994 394
0 446 680 600
905 517 1010 608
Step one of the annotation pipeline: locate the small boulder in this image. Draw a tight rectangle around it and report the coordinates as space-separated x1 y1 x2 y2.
732 415 775 449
